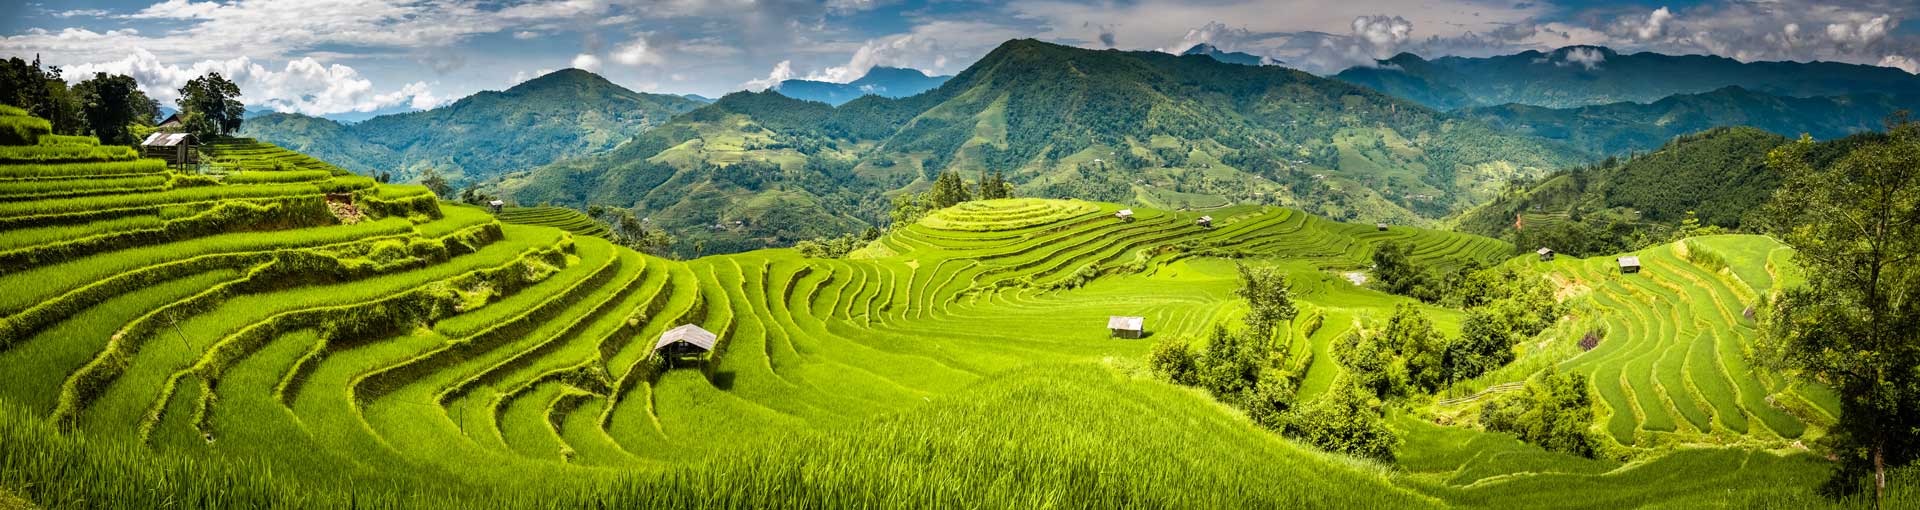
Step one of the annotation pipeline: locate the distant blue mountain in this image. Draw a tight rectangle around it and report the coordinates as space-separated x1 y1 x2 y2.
682 94 715 103
774 67 951 106
1181 44 1270 66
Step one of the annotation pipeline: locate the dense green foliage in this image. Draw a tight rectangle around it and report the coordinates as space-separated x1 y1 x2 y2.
1481 366 1600 458
176 72 246 138
1758 119 1920 502
241 69 703 185
1338 46 1920 110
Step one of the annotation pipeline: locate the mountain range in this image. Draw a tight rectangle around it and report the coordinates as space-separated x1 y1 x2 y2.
497 39 1578 254
1458 86 1920 155
1336 45 1920 110
238 68 702 183
1181 43 1270 66
773 67 952 106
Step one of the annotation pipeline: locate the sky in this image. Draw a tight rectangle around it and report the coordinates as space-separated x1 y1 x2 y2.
3 0 1917 119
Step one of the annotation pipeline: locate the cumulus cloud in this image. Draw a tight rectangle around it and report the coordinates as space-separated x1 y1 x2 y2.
611 35 664 66
1558 47 1606 69
742 60 794 91
62 49 445 116
570 53 601 72
804 20 1024 83
1608 7 1672 41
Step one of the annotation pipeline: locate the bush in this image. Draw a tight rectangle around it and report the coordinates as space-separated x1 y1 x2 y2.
1282 375 1400 461
1147 336 1199 385
1481 366 1600 458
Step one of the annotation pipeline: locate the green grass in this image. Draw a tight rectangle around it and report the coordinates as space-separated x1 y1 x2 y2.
495 206 612 239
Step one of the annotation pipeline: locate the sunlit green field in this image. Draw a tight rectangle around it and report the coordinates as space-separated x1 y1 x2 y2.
0 107 1901 509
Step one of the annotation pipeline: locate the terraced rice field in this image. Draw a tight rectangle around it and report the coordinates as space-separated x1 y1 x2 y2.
495 206 613 239
0 108 1858 508
1542 235 1841 447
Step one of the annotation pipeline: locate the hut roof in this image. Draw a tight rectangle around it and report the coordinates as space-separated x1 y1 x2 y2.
141 132 194 147
1618 256 1641 267
488 200 504 206
1116 209 1134 217
654 324 717 352
1198 215 1213 222
1537 247 1554 255
1107 316 1144 331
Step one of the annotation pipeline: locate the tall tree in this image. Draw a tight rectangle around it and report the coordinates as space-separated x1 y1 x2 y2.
73 73 150 145
1234 263 1299 344
928 170 972 208
1759 115 1920 506
177 72 245 138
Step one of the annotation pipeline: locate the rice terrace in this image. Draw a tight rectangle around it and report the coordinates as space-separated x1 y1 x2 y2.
5 2 1920 508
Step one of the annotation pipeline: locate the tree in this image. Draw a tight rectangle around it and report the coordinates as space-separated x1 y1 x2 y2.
177 72 245 137
74 73 155 146
1481 366 1598 458
929 170 972 208
0 56 81 134
1234 263 1298 344
1448 308 1514 382
1282 374 1400 461
606 208 676 256
1199 324 1259 403
1371 241 1428 296
1758 116 1920 504
417 168 454 198
1383 303 1449 392
1148 336 1199 385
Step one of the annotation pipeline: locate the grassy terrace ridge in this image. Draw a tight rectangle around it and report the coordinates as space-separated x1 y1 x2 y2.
0 109 1890 508
495 206 612 239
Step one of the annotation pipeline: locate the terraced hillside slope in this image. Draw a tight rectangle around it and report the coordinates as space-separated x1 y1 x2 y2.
495 206 612 240
0 108 1877 508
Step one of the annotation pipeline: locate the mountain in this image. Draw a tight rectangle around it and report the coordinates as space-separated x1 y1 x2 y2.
501 39 1582 255
1337 46 1920 110
773 67 952 106
1180 43 1268 66
1452 126 1868 255
682 94 715 103
1459 86 1920 155
238 68 703 184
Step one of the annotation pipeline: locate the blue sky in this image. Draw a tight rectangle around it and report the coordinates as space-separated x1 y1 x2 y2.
3 0 1916 118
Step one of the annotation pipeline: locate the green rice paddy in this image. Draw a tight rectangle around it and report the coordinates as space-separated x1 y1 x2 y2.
0 108 1890 508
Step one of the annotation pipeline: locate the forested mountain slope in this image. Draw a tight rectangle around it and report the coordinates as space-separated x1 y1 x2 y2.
239 69 703 184
1460 86 1920 155
503 39 1582 254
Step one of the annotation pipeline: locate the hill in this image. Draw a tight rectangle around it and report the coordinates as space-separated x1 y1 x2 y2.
1459 86 1920 155
774 67 952 106
503 39 1582 255
1337 46 1920 110
239 68 703 184
1451 126 1870 255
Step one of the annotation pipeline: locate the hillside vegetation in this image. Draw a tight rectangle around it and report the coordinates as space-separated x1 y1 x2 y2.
1459 87 1920 155
1 105 1898 508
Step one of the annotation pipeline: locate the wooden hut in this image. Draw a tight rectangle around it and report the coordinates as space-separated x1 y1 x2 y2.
1116 209 1135 222
488 199 504 213
1196 215 1213 228
139 132 197 168
1376 222 1389 231
1107 316 1144 339
1537 247 1555 262
654 324 718 363
1618 256 1641 274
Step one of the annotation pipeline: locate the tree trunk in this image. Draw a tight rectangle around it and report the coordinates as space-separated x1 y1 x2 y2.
1875 444 1885 510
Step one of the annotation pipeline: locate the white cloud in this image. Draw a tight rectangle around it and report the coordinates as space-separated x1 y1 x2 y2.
1611 7 1673 41
743 60 794 91
570 53 601 72
513 31 540 40
52 9 110 18
611 35 664 66
804 20 1023 83
1881 55 1920 74
510 68 557 86
62 49 442 116
1560 47 1607 70
1826 15 1893 45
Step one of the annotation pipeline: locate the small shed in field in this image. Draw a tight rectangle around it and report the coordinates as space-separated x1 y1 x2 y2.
1537 247 1555 262
140 132 197 167
1376 222 1389 231
1116 209 1135 222
488 199 504 213
1618 256 1641 274
1107 316 1144 339
654 324 718 362
1196 215 1213 228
